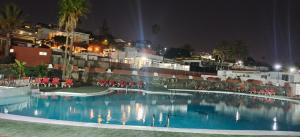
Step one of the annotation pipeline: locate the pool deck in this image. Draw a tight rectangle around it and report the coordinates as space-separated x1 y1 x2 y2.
0 113 299 136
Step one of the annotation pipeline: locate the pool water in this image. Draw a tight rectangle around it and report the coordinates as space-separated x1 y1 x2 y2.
0 91 300 131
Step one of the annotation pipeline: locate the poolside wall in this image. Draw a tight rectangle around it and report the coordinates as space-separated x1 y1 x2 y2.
0 86 31 97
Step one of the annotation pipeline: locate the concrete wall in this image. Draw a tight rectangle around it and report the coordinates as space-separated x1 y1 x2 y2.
0 86 31 97
290 83 300 96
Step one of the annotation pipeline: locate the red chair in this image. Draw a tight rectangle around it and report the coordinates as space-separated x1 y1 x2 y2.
104 80 109 87
42 77 50 87
99 80 106 87
32 77 42 87
249 87 257 94
267 89 276 96
119 80 127 88
65 79 73 88
129 81 135 88
137 81 144 89
109 80 116 87
51 78 60 88
97 80 105 87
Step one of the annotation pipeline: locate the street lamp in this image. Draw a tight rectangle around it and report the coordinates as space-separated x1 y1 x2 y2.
273 63 282 86
289 67 296 73
274 64 282 71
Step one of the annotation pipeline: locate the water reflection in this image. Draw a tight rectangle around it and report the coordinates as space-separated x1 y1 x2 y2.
0 91 300 131
106 109 111 123
273 117 278 130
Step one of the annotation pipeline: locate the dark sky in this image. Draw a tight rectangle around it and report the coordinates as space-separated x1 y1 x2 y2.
1 0 299 64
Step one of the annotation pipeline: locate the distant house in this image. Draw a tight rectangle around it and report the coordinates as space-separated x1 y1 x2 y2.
37 28 90 44
10 46 52 67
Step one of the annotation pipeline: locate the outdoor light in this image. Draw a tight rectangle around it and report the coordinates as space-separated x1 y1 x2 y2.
148 45 151 48
289 67 296 73
48 64 53 69
164 47 167 51
274 64 282 71
141 57 147 61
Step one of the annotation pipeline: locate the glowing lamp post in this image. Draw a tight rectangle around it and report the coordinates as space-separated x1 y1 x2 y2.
289 67 296 73
273 64 282 86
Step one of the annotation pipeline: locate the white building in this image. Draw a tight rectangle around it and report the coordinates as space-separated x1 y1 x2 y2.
218 70 300 95
108 47 189 71
37 28 90 44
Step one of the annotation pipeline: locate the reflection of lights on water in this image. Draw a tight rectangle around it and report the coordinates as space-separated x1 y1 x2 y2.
130 100 135 105
136 104 144 121
167 116 170 127
152 114 155 126
159 112 163 124
273 117 277 122
143 113 146 123
69 106 76 113
127 106 131 115
98 114 102 125
34 109 39 116
90 109 94 119
4 108 8 114
121 111 127 125
106 110 111 123
152 100 156 105
121 105 124 112
272 122 278 131
272 117 278 131
236 111 240 121
105 101 110 106
45 102 50 107
170 99 175 103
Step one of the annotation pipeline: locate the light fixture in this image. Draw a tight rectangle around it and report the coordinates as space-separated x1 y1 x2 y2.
289 67 296 73
274 64 282 71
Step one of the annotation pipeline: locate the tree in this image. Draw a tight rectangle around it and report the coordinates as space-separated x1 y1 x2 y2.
182 43 194 53
53 35 67 44
58 0 88 79
101 19 109 36
152 24 160 35
151 24 165 55
212 48 225 70
13 59 26 79
0 3 23 57
164 48 191 59
213 40 248 63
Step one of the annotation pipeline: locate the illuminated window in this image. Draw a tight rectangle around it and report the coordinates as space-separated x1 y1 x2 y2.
39 52 47 56
9 49 14 53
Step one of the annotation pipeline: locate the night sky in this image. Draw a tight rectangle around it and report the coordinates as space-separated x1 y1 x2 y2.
0 0 299 64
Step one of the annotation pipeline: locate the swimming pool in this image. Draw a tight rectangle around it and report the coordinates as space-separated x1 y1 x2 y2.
0 90 300 131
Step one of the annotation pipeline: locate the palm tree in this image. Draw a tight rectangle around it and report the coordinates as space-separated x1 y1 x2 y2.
212 48 225 70
0 3 23 57
13 59 26 79
58 0 88 79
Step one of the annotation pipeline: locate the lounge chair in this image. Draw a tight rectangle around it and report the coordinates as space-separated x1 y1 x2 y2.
65 79 73 88
51 78 60 88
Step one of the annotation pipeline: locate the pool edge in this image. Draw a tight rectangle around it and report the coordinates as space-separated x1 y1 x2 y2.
0 113 299 136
